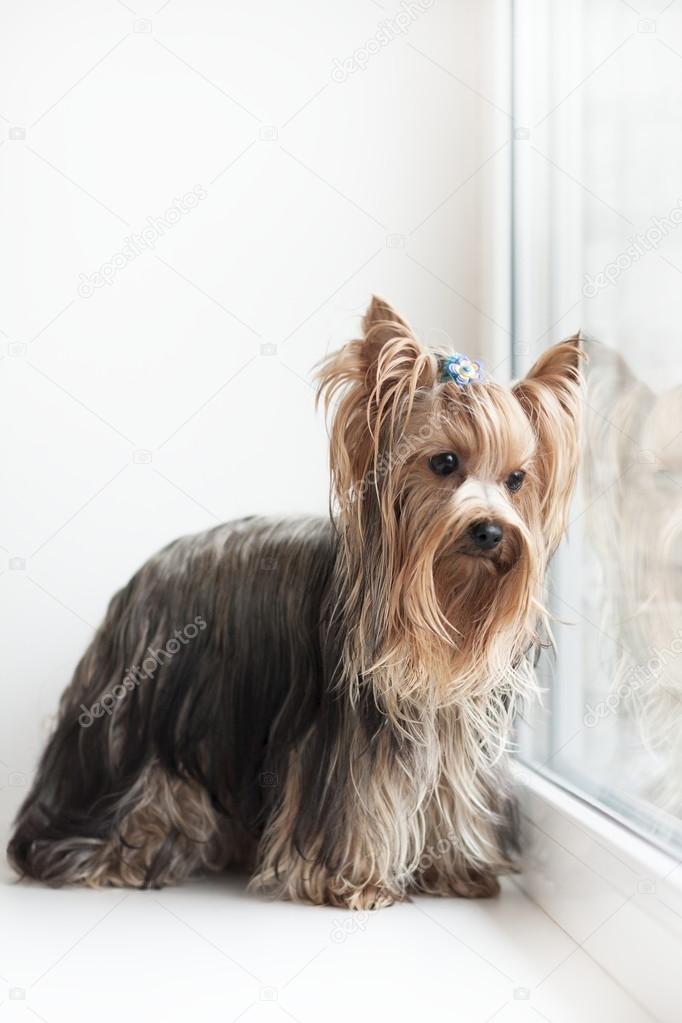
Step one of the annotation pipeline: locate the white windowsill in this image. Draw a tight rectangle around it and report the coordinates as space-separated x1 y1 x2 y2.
515 763 682 1022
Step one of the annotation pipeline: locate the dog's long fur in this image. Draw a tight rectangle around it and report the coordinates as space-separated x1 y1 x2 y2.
8 297 582 908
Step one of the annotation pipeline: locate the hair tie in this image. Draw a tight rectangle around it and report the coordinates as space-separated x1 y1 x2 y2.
439 353 484 386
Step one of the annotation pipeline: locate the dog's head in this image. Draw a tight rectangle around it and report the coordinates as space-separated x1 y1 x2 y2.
317 296 582 701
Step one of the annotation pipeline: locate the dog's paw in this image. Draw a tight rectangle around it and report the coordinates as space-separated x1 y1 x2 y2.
450 874 500 899
344 884 397 911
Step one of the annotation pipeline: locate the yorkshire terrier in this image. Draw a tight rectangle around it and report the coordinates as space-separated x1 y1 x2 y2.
8 297 582 909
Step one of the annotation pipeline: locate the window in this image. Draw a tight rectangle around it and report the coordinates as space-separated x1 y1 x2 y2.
513 0 682 855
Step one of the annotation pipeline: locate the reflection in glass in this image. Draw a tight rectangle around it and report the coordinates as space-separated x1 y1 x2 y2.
583 341 682 817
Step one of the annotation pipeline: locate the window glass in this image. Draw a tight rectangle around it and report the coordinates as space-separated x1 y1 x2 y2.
513 0 682 853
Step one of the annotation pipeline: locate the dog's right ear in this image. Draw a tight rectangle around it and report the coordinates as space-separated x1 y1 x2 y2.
513 336 584 556
316 296 435 509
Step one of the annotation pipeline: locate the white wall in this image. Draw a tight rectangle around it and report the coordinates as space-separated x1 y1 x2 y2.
0 0 510 817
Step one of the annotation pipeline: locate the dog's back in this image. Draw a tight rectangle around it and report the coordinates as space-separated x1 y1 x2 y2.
8 515 337 887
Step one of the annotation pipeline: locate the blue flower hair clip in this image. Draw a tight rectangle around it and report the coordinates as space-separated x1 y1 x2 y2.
439 353 484 386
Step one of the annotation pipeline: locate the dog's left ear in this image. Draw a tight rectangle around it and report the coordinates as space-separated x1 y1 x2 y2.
317 296 436 514
513 336 584 555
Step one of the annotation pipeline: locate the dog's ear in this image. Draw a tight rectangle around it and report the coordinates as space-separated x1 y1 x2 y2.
513 336 584 555
361 294 412 353
317 295 436 511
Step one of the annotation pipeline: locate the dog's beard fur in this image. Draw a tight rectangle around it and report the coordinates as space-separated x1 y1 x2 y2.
8 296 582 909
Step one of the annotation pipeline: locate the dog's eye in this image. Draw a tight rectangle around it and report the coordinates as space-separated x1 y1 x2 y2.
505 470 526 493
429 452 459 476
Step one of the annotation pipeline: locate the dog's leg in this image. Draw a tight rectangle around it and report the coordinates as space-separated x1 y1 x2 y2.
414 846 501 899
252 721 514 907
11 761 235 888
250 741 418 910
411 783 516 899
81 763 233 888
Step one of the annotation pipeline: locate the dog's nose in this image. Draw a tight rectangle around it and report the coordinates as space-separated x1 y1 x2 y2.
469 521 503 551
